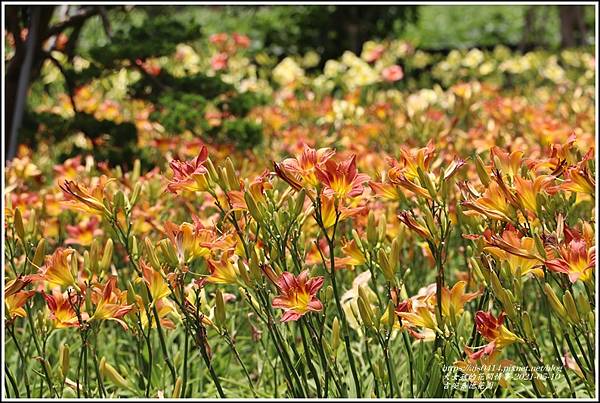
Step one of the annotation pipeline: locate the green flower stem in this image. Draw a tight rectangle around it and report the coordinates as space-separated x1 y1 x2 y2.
315 199 362 397
25 304 56 397
8 324 31 397
401 329 415 398
299 319 322 397
112 217 177 385
5 363 19 398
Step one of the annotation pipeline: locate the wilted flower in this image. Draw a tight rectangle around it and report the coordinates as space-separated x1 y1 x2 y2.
272 270 324 322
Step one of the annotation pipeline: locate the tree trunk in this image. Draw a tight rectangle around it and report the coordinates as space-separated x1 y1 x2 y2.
5 5 56 160
558 5 587 48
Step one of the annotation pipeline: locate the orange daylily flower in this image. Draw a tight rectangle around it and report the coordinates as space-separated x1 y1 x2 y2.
89 276 134 329
41 248 78 289
272 270 324 322
59 175 114 216
474 311 523 355
435 281 481 321
394 141 436 181
368 181 405 202
338 239 366 267
398 211 432 240
318 194 366 229
454 347 513 387
274 144 336 191
206 252 238 285
65 216 103 246
315 155 370 199
461 181 514 222
164 218 234 264
484 226 544 278
558 165 595 196
490 147 523 179
43 289 87 328
227 169 273 210
166 146 210 194
545 232 595 283
513 175 556 215
140 260 171 303
5 290 35 319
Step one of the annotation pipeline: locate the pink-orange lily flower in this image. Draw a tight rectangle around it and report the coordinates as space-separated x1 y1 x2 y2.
272 270 324 322
166 146 210 194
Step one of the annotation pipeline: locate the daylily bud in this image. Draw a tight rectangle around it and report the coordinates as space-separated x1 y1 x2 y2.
351 230 364 252
59 343 70 378
32 238 46 268
205 158 219 184
131 159 141 183
139 281 150 306
391 237 401 264
90 239 100 273
113 191 126 212
249 250 261 282
563 291 580 324
293 189 306 217
218 167 230 192
331 317 340 351
576 292 591 317
215 289 226 329
158 239 179 267
522 311 535 341
225 158 240 191
533 234 547 259
100 239 114 273
417 167 437 201
377 216 387 243
145 238 162 271
470 257 487 284
490 270 508 301
129 182 142 208
131 235 139 260
378 249 394 282
126 281 137 305
357 297 373 328
237 260 250 285
325 285 333 303
26 210 37 236
367 211 377 245
14 208 25 240
172 377 183 398
474 154 490 186
543 284 567 320
244 192 263 222
100 358 130 389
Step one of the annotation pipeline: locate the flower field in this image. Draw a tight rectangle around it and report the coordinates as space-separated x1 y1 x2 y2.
3 26 597 399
